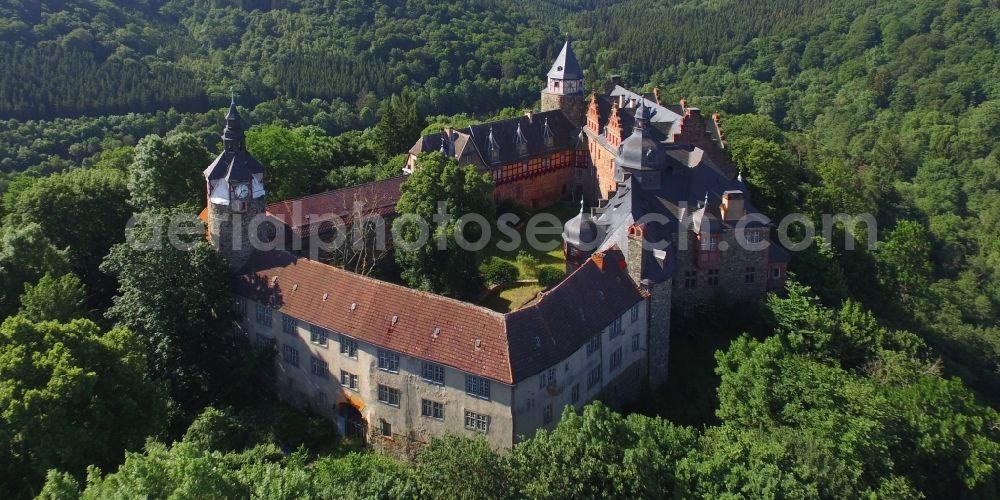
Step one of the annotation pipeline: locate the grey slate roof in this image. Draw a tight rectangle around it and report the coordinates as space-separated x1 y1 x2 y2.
204 100 265 183
547 40 584 80
410 110 579 170
591 143 764 284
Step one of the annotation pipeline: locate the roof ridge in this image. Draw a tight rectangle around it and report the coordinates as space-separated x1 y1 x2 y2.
266 175 407 208
286 252 506 319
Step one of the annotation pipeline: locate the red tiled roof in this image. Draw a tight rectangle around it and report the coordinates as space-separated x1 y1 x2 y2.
235 248 645 384
236 250 513 383
265 176 406 235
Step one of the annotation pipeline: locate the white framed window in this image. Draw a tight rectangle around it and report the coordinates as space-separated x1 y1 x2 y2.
747 230 763 244
421 361 445 384
380 420 392 437
309 324 328 347
745 267 756 284
700 235 718 251
378 349 400 373
378 384 400 407
421 399 445 420
608 317 623 338
282 314 297 335
587 365 602 389
281 345 298 367
255 334 276 352
310 356 328 378
465 375 491 400
464 410 490 433
707 269 720 286
610 346 623 372
340 370 358 391
339 335 358 358
586 335 601 357
255 303 272 326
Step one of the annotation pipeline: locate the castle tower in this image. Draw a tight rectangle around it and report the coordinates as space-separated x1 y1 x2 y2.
541 38 586 126
203 96 266 269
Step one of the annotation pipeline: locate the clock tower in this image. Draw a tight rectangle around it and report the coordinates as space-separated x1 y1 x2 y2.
203 96 266 269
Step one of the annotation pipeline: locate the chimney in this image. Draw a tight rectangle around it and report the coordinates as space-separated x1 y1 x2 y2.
592 251 606 271
679 98 687 110
525 110 533 123
618 94 625 108
653 87 661 105
721 190 745 221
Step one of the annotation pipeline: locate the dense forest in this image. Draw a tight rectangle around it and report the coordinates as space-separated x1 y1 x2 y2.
1 0 999 497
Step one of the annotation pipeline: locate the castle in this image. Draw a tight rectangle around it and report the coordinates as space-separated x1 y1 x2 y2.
203 40 787 453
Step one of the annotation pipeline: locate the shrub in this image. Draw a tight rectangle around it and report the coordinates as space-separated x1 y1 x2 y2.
479 257 519 285
538 266 565 288
516 251 540 279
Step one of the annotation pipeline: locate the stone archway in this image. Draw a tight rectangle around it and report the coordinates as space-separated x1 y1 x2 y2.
337 402 366 442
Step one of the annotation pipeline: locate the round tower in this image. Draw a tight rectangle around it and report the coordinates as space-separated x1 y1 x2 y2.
203 96 267 269
541 38 586 126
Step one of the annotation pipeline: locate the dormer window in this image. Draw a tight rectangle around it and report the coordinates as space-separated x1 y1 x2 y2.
486 127 500 162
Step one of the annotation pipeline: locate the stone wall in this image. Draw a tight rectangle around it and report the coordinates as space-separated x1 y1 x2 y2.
492 164 572 210
541 92 586 127
671 227 770 307
208 197 264 270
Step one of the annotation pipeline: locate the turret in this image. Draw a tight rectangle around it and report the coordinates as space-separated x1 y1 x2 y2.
203 95 267 269
541 38 586 125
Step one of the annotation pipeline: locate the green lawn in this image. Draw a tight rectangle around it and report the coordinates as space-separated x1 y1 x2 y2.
481 283 545 313
485 201 576 277
477 201 576 313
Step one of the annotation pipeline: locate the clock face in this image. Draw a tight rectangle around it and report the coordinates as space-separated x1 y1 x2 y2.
234 184 250 200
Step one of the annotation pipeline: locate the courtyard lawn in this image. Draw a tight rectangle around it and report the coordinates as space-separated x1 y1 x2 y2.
481 283 545 313
485 201 577 278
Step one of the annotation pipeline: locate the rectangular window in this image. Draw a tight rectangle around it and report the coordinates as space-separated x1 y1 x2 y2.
700 235 718 251
281 345 299 367
707 269 720 286
309 324 328 347
378 349 400 373
684 270 697 289
587 365 602 389
747 230 763 244
255 334 276 352
543 404 553 424
630 303 639 323
773 267 781 278
421 362 445 384
464 410 490 433
340 370 358 390
632 333 640 352
610 346 623 372
421 399 445 420
339 335 358 358
571 383 580 403
586 335 601 357
235 297 247 316
380 420 392 437
465 375 491 400
745 267 756 284
310 356 328 378
282 314 297 335
608 317 623 338
377 384 400 407
255 303 272 327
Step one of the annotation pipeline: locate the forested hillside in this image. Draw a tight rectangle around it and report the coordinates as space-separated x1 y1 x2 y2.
1 0 999 498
